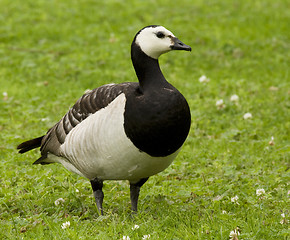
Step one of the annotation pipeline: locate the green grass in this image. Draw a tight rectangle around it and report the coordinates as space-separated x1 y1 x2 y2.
0 0 289 239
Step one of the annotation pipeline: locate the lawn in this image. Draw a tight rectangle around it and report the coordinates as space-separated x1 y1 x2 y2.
0 0 289 239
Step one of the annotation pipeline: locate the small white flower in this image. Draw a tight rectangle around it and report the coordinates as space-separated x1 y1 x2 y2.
256 188 265 196
280 219 283 224
61 221 70 229
142 234 151 239
243 112 252 120
230 94 239 102
216 99 226 109
199 75 210 83
41 117 50 122
131 224 139 230
122 236 130 240
213 195 222 201
280 218 289 225
229 229 240 240
229 230 235 236
231 195 239 205
269 136 274 145
222 210 227 214
75 188 79 193
216 99 224 106
280 212 289 225
54 198 65 206
3 92 8 101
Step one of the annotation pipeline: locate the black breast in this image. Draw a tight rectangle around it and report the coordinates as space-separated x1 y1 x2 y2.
123 86 191 157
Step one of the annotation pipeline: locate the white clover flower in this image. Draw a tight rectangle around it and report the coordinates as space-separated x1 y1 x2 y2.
231 195 239 205
61 221 70 229
229 230 235 238
216 99 226 109
229 229 240 240
230 94 239 102
142 234 151 239
280 219 287 224
54 198 65 206
41 117 50 122
216 99 224 106
122 236 130 240
269 136 274 145
131 224 140 230
199 75 210 83
3 92 8 101
213 195 222 201
243 112 252 119
280 213 289 225
256 188 265 196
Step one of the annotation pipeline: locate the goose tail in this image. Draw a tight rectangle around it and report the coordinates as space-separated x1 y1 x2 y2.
17 136 44 154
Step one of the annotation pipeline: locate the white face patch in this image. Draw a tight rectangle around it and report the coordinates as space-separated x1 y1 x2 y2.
135 26 176 59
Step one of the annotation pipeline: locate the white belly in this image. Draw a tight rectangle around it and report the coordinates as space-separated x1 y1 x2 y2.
57 93 179 181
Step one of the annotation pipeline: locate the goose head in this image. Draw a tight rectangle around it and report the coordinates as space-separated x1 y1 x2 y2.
133 25 191 59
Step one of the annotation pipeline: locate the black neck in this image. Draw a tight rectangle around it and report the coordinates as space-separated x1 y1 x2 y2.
131 43 169 92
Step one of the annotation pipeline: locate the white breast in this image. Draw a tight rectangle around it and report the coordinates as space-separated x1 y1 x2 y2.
56 93 179 181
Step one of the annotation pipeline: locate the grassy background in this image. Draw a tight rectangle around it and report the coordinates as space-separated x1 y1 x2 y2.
0 0 289 239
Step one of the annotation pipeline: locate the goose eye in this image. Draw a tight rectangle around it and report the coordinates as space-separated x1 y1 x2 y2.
156 32 165 38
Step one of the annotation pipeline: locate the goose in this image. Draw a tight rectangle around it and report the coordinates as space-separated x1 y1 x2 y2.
17 25 191 214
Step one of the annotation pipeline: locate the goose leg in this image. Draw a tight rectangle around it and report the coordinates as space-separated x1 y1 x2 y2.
130 177 149 212
90 178 104 215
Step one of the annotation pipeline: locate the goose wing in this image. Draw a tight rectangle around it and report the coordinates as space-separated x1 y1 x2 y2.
18 82 138 163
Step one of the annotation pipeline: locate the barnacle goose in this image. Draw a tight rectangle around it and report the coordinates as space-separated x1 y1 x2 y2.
17 25 191 214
